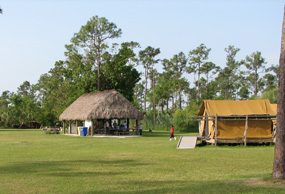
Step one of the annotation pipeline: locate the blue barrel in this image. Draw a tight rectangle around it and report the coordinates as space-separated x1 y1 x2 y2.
80 127 88 136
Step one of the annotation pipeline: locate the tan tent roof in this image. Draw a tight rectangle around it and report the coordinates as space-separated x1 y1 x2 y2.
59 90 144 121
198 99 276 116
271 104 277 113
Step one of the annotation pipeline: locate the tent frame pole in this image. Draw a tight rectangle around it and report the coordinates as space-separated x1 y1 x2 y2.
244 115 249 146
214 114 218 146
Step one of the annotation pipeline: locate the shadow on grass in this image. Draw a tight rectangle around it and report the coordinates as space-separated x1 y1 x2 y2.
0 129 41 132
48 171 128 177
195 140 275 148
0 159 148 177
87 178 285 194
1 159 284 193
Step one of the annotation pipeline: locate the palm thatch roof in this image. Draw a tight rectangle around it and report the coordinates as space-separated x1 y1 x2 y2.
59 90 144 121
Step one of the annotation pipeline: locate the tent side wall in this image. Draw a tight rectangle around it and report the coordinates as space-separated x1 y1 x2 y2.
199 112 206 136
216 120 273 139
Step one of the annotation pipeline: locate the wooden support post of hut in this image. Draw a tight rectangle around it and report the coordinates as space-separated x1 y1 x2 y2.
91 120 94 136
75 120 78 135
63 120 66 134
135 120 138 135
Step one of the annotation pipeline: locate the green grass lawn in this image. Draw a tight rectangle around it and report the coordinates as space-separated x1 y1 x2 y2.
0 129 284 194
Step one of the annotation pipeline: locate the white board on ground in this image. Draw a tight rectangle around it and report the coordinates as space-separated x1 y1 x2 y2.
177 136 197 149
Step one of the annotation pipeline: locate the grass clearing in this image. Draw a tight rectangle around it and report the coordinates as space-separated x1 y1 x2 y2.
0 129 284 194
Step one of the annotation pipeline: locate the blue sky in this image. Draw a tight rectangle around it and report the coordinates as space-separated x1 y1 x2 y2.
0 0 284 93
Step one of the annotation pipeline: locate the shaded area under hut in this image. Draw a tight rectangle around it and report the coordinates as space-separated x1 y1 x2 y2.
59 90 144 136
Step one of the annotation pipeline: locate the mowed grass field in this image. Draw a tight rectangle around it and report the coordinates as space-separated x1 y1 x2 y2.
0 129 284 194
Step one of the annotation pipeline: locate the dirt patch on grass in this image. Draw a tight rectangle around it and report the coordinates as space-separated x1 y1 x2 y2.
245 178 285 188
227 178 285 188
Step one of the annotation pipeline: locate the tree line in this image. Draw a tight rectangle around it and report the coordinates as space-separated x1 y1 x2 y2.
135 44 278 119
0 15 278 128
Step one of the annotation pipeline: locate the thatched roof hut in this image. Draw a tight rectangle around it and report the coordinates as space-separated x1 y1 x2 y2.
59 90 144 121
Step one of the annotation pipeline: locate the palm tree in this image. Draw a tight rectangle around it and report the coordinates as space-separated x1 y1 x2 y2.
272 5 285 180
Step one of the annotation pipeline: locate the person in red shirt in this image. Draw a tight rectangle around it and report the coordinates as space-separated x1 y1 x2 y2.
169 125 176 141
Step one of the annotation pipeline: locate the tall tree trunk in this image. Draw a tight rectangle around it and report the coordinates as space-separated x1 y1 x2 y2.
206 73 209 94
255 68 258 95
97 63 101 90
97 51 101 91
157 101 160 117
225 77 229 98
144 67 148 111
167 99 169 112
272 6 285 180
179 87 182 109
172 96 174 110
197 64 201 102
175 92 178 109
153 71 156 124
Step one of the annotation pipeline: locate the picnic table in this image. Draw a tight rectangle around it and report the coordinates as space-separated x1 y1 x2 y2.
44 127 60 134
108 128 129 135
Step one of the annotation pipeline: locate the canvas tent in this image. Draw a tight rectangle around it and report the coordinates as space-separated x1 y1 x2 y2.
198 100 276 144
271 104 278 113
271 104 277 139
59 90 144 135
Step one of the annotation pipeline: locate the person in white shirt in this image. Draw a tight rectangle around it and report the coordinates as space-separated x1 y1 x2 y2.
123 121 127 129
113 121 117 128
139 123 143 135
